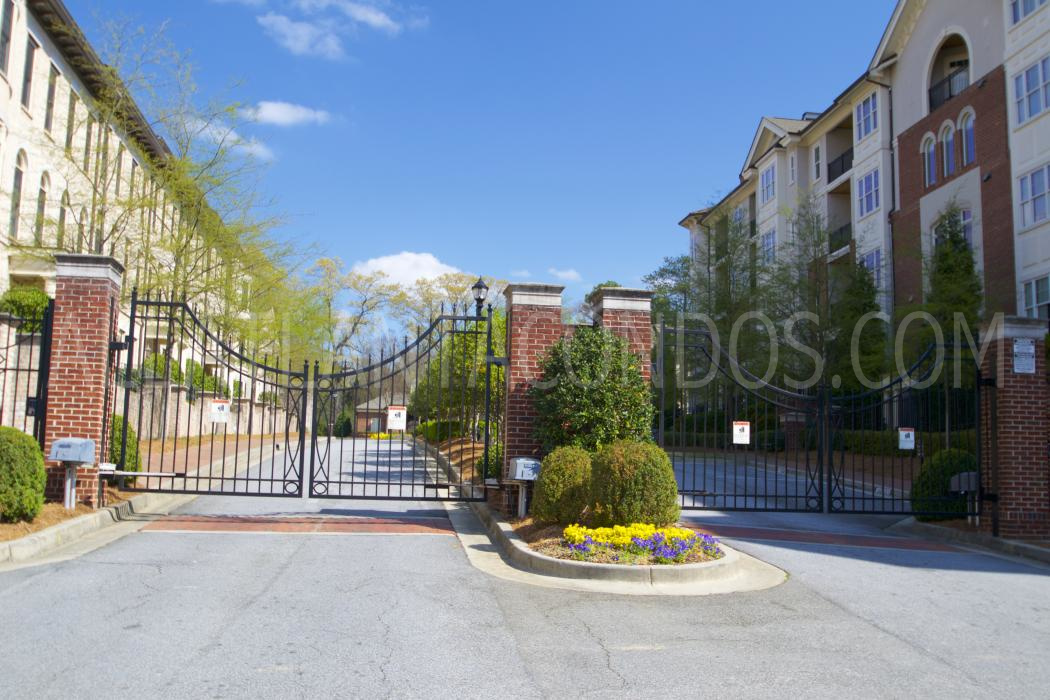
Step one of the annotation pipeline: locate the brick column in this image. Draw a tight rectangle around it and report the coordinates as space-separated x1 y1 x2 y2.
979 316 1049 538
592 287 653 382
43 254 124 508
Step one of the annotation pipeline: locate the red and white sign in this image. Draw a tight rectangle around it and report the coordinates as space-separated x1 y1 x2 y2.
209 398 230 424
387 405 407 432
732 421 750 445
898 427 915 450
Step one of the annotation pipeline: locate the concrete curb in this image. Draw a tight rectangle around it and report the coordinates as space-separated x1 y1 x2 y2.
0 492 193 564
888 517 1050 566
468 500 745 585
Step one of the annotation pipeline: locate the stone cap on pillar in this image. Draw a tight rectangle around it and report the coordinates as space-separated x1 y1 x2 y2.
54 254 125 288
593 287 653 313
980 315 1048 341
504 283 564 307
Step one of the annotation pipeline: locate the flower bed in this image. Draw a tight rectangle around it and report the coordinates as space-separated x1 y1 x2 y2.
514 519 723 565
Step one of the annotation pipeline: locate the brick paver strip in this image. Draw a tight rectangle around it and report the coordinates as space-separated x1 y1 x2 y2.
143 514 455 535
690 524 959 552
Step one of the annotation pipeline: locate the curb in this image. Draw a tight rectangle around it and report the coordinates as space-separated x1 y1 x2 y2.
888 517 1050 566
0 492 193 564
468 501 742 585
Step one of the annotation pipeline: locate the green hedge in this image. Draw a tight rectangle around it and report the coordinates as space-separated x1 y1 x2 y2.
0 427 46 522
910 448 976 521
109 414 141 485
590 440 680 527
0 286 49 333
414 420 464 443
532 446 592 525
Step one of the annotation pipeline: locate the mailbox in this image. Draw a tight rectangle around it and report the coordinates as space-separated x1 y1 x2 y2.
48 438 96 464
510 457 541 481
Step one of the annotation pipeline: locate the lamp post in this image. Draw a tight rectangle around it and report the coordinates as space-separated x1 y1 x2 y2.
471 277 489 317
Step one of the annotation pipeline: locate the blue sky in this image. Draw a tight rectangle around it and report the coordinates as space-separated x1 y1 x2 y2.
65 0 896 300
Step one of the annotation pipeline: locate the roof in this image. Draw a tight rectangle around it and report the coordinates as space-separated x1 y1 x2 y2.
356 394 408 411
869 0 912 73
28 0 171 162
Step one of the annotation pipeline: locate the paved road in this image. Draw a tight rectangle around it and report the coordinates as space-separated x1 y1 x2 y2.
0 495 1047 698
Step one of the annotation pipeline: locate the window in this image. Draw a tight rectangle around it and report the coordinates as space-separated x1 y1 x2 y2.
1024 275 1050 318
789 153 796 184
58 191 68 249
21 37 37 109
860 248 882 290
813 145 821 180
1012 0 1048 24
960 112 976 166
33 172 48 245
1020 163 1049 227
65 90 77 154
760 164 776 204
922 136 937 187
855 92 878 141
1014 57 1050 124
0 0 13 75
761 228 776 263
83 115 93 171
9 150 25 240
961 208 974 246
44 65 58 133
857 168 880 218
941 125 956 176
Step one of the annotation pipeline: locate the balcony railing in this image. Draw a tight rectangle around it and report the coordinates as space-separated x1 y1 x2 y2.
829 223 852 253
928 66 970 111
827 147 854 182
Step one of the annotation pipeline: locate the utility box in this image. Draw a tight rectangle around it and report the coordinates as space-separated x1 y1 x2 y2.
510 457 541 481
49 438 96 464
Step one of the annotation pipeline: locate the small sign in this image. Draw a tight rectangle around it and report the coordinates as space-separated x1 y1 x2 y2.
511 457 542 481
209 398 230 424
387 405 407 432
1013 338 1036 375
898 427 915 451
732 421 751 445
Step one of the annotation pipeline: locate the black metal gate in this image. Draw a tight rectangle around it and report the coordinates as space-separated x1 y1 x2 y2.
0 299 54 448
118 292 497 502
309 308 496 501
657 321 981 518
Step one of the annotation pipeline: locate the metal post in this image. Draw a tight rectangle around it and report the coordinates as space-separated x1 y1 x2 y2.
119 289 138 479
482 305 494 489
300 360 310 498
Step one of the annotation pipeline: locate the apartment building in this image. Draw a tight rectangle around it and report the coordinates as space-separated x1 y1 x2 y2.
682 0 1048 322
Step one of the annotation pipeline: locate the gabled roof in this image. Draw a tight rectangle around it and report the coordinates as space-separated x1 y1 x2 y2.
869 0 918 73
741 116 812 175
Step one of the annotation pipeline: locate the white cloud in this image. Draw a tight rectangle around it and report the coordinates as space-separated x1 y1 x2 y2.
352 252 460 287
257 13 344 59
548 267 581 282
241 101 332 126
295 0 402 34
510 269 531 278
190 118 275 161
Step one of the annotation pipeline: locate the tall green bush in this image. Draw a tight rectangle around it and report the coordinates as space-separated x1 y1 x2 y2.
0 427 46 522
109 414 141 485
910 448 975 521
531 446 592 525
0 286 49 333
529 326 653 451
590 440 680 527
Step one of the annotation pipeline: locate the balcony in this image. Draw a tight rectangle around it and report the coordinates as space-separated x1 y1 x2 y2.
928 66 969 112
827 147 854 182
829 223 852 253
749 220 757 238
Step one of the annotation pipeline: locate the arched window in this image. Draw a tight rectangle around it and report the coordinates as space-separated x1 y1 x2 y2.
960 111 976 166
9 150 26 240
941 125 956 177
922 136 937 187
58 190 69 250
34 172 49 245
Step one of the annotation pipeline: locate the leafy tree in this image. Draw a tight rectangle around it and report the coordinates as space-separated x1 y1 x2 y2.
827 261 887 391
925 204 982 346
643 255 694 318
529 326 653 451
575 280 622 323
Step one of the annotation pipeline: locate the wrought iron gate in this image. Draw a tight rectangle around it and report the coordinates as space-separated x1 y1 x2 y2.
657 320 981 517
0 299 54 448
118 293 497 502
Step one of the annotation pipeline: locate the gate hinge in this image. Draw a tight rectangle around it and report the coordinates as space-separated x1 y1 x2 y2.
486 355 508 367
109 340 128 352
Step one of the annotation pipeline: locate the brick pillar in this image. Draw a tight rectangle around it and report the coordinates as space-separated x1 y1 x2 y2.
592 287 653 382
978 316 1049 538
43 254 124 508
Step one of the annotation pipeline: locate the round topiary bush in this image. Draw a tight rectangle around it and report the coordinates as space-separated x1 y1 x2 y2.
529 326 653 452
531 446 592 525
590 440 680 527
0 427 46 523
910 447 976 521
0 286 50 333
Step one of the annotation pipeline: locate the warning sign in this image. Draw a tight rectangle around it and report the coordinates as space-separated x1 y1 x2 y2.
732 421 751 445
898 427 915 450
209 399 230 424
387 405 407 432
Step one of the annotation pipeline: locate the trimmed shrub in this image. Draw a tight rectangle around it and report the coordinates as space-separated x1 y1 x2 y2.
414 420 463 443
0 427 46 522
482 441 504 480
0 286 49 332
530 326 653 452
590 440 680 527
910 448 976 521
141 352 183 383
109 414 141 485
333 408 354 438
531 446 592 525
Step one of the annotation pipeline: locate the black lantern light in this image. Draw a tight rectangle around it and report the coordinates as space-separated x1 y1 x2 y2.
471 277 489 316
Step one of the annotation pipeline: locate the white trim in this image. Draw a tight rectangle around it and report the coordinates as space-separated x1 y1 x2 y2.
598 297 651 312
54 257 123 288
980 316 1047 341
